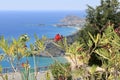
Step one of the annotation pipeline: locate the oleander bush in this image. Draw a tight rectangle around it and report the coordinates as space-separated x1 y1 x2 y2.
50 62 72 80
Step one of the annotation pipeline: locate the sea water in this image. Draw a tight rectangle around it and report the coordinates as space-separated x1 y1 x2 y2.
0 11 85 68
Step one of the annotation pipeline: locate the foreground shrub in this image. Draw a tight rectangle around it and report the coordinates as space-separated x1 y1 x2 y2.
50 62 72 80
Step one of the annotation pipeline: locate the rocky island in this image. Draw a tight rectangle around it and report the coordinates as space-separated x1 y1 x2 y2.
54 15 86 28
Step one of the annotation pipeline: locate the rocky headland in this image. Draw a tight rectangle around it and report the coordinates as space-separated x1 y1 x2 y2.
54 15 85 28
39 15 86 57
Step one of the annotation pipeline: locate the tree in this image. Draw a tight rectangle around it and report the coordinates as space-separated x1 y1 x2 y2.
86 0 120 34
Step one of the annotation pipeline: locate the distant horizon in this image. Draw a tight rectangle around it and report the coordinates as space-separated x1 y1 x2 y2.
0 11 82 39
0 9 86 12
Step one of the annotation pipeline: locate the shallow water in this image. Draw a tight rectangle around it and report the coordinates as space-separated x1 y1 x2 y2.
0 11 85 69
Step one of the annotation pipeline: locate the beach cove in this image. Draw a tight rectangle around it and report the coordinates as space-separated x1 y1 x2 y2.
0 10 86 80
0 11 86 80
0 11 85 69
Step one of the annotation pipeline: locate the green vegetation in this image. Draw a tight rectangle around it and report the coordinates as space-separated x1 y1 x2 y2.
78 0 120 66
0 34 30 72
86 0 120 34
0 0 120 80
58 20 120 80
0 35 46 80
54 0 120 79
50 62 72 80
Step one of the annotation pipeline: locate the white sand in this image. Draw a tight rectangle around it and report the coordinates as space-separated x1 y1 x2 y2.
64 56 76 70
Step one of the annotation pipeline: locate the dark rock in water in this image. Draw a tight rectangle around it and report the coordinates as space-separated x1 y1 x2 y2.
40 42 65 57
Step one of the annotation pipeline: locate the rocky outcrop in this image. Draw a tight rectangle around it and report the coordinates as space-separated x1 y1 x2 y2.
54 15 85 27
38 15 84 57
39 42 65 57
66 30 80 44
45 42 65 57
39 31 80 57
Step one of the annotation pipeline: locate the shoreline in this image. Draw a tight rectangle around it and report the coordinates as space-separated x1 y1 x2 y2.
39 25 83 57
67 26 81 36
64 56 75 70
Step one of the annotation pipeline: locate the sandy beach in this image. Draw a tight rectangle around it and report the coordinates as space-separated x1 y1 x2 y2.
64 56 75 70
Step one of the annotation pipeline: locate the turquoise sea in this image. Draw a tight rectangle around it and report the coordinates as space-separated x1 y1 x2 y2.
0 11 85 69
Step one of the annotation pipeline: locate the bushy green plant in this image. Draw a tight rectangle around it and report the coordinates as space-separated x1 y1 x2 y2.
0 34 46 80
0 34 30 72
50 62 72 80
95 25 120 79
85 24 120 80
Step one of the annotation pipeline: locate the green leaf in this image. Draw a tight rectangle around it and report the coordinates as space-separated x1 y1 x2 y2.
89 65 97 75
87 39 93 47
95 49 109 60
88 32 95 43
95 34 100 44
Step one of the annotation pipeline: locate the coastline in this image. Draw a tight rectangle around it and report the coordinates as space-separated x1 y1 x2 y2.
64 56 75 70
0 12 87 79
39 22 84 57
40 26 82 57
67 26 81 36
